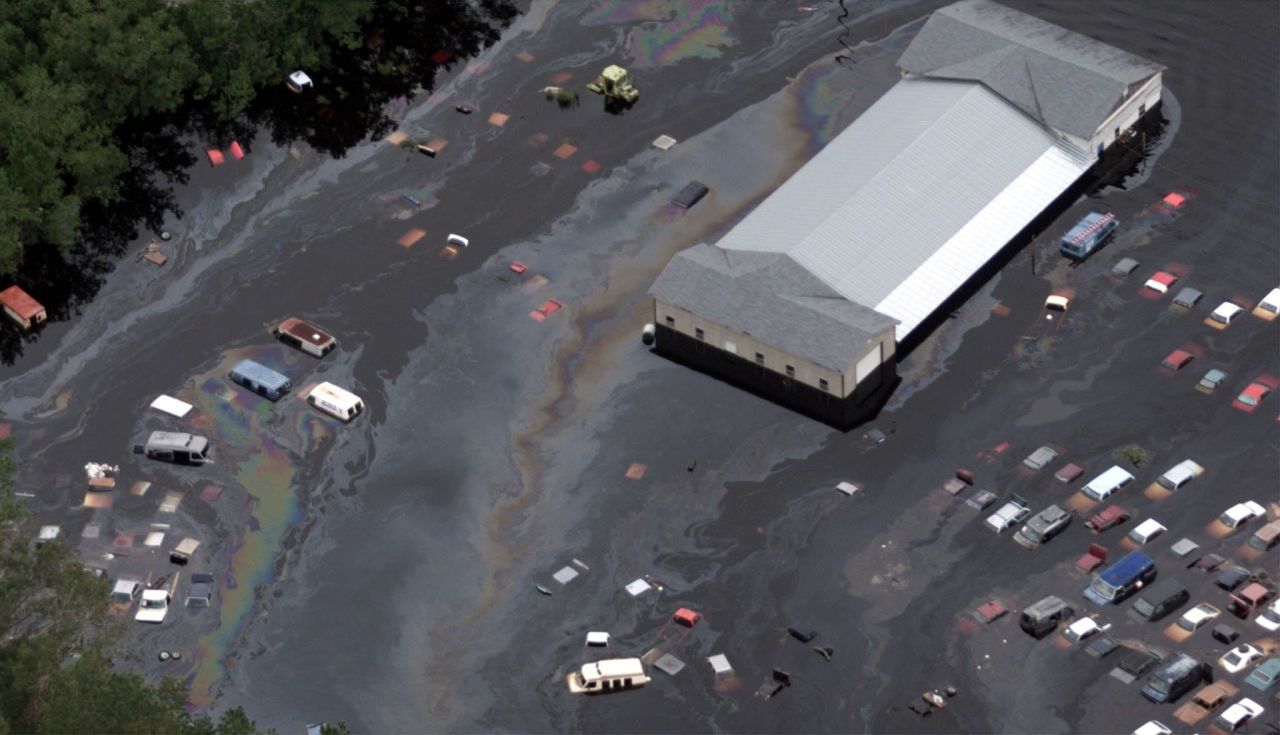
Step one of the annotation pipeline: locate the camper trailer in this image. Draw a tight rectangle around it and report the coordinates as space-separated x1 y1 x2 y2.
306 382 364 422
566 658 650 694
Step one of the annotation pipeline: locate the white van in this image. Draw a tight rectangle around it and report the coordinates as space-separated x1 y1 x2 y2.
567 658 649 694
306 382 364 422
1253 287 1280 320
1155 459 1203 491
1082 465 1135 501
1128 518 1167 546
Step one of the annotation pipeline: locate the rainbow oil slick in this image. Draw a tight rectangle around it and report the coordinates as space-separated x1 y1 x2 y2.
582 0 737 69
177 346 333 704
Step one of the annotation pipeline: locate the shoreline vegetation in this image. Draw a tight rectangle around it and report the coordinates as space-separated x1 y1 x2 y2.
0 1 518 730
0 0 518 364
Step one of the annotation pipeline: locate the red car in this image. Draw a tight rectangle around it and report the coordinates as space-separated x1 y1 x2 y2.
1234 381 1271 413
1161 349 1194 372
1086 504 1130 533
1144 271 1178 295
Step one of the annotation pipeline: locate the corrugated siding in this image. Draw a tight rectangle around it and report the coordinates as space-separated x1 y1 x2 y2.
718 77 1091 339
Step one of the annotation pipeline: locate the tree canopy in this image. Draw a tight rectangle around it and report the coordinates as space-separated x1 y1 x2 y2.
0 0 517 278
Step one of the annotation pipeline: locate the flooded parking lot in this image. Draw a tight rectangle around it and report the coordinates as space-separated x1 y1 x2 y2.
0 1 1276 733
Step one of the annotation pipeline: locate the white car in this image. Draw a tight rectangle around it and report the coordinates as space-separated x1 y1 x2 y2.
1178 603 1221 633
1209 301 1245 327
135 589 171 624
985 495 1031 533
1254 287 1280 320
1063 616 1107 643
1256 599 1280 632
1131 721 1171 735
1215 697 1263 732
1127 518 1167 546
447 234 470 249
1219 644 1264 674
1219 501 1266 530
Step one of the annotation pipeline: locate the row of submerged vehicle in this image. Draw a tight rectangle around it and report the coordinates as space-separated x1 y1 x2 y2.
142 318 363 465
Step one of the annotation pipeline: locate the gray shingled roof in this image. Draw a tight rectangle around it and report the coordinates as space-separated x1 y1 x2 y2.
649 245 896 372
898 0 1164 138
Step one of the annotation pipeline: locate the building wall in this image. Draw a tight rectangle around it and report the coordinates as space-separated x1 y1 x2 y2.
1066 73 1163 155
653 298 886 398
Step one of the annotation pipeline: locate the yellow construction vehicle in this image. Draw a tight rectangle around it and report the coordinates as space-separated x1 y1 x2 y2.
585 65 639 106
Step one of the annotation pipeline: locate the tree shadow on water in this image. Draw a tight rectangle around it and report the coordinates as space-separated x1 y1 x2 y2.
1 0 519 367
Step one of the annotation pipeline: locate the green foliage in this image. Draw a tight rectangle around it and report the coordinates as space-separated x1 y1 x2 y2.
1115 444 1148 468
0 0 516 278
0 432 310 734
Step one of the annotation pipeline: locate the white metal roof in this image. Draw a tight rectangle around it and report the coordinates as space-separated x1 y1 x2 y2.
716 77 1093 340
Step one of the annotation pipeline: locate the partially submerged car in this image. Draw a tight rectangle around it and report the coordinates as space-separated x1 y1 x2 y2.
1144 271 1178 295
1213 697 1263 732
1228 583 1275 620
1219 644 1263 674
1044 294 1070 312
1206 301 1245 329
1160 349 1193 372
186 573 214 608
1022 445 1058 471
1251 287 1280 320
1256 599 1280 632
1218 501 1266 531
1155 459 1203 491
136 589 171 624
1087 504 1130 533
965 489 997 511
1013 504 1073 548
1196 368 1228 394
1127 518 1167 546
1111 649 1163 685
1172 681 1238 727
971 601 1008 625
1054 463 1085 484
1177 603 1222 634
1244 657 1280 692
1082 465 1134 501
142 431 212 465
1063 616 1107 643
985 494 1030 534
1233 380 1271 413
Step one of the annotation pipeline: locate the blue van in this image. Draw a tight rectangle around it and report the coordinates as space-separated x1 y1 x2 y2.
228 359 291 401
1059 212 1119 259
1083 550 1156 605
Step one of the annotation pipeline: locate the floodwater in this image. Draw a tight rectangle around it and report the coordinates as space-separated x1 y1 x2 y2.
1 1 1277 733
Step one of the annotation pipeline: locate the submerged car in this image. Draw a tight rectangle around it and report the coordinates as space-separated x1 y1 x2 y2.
1178 603 1221 633
1233 381 1271 413
1196 368 1228 394
1087 504 1130 532
1207 301 1245 328
1219 644 1263 674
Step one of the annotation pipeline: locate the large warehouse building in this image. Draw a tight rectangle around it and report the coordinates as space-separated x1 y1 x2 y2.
649 0 1164 427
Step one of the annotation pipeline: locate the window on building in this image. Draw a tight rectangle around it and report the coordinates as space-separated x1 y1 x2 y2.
664 315 674 327
723 340 737 354
819 378 829 392
694 328 704 341
785 365 795 378
754 352 765 366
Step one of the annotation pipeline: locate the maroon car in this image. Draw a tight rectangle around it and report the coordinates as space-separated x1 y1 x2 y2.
1086 504 1130 533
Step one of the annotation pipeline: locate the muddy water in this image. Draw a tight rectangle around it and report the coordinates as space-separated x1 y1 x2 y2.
0 1 1276 733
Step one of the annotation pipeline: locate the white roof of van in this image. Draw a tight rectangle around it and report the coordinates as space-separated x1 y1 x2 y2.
1160 459 1202 484
1085 465 1134 488
1260 287 1280 309
1133 518 1165 536
581 658 645 679
309 382 362 408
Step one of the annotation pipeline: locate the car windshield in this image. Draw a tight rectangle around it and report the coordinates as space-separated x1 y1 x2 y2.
1148 678 1169 695
1240 394 1258 406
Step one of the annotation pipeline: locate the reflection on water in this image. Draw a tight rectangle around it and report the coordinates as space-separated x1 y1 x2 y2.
173 346 335 703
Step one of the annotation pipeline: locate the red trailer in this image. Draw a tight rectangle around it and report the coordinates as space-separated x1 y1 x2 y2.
0 286 46 330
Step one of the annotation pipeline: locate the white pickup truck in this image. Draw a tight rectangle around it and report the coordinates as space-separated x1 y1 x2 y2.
985 494 1031 533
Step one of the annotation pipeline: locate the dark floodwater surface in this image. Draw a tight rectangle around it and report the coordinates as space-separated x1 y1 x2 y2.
1 1 1277 733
